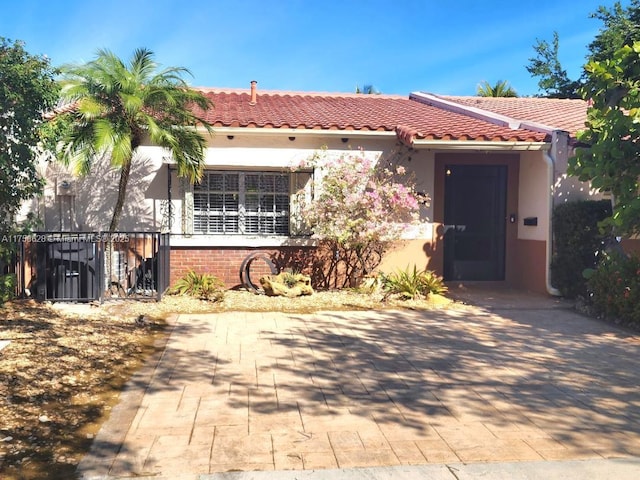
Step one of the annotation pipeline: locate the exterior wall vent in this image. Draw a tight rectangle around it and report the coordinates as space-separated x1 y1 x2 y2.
56 177 76 196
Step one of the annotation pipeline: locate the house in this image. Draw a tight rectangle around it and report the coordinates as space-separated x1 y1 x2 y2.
26 82 604 295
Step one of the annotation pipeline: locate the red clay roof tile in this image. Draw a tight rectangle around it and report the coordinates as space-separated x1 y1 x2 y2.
195 89 548 143
439 95 588 138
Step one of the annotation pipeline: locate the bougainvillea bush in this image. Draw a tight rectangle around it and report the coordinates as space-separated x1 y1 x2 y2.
294 149 424 287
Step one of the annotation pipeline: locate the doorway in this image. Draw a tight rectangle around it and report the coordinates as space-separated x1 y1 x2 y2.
443 165 507 281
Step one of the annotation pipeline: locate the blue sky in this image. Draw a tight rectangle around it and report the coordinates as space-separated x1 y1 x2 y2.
1 0 618 96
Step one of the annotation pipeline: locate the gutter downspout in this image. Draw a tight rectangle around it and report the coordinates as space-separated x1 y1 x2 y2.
545 130 570 297
544 150 562 296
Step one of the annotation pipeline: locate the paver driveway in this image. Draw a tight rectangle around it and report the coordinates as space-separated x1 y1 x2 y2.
78 293 640 478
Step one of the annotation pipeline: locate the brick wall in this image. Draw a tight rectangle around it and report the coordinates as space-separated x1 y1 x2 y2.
170 246 317 288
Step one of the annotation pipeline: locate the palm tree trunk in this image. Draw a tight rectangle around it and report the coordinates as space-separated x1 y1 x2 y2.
105 159 132 297
109 159 132 233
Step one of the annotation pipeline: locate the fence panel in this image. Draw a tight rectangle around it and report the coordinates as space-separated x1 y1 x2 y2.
18 232 170 302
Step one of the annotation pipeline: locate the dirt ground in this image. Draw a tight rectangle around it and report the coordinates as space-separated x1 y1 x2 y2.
0 289 452 480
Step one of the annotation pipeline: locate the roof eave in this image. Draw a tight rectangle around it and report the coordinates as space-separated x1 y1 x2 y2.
202 126 397 138
201 126 549 150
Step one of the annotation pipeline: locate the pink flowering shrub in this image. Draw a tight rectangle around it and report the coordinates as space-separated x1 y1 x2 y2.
294 150 424 287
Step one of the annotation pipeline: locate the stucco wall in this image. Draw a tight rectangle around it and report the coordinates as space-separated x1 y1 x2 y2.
29 131 435 241
30 146 167 232
517 151 549 242
166 133 435 243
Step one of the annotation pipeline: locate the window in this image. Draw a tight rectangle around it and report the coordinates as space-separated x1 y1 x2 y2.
193 171 290 235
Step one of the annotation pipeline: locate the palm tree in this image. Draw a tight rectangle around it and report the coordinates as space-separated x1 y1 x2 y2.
476 80 518 97
56 48 214 232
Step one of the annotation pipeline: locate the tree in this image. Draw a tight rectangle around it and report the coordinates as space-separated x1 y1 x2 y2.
355 84 381 94
569 41 640 236
55 48 214 232
0 38 58 231
526 32 582 98
526 2 640 98
588 0 640 63
476 80 518 97
295 150 422 287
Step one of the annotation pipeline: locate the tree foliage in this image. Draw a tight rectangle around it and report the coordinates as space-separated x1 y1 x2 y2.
476 80 518 97
0 37 58 232
54 48 214 231
588 0 640 63
570 41 640 236
526 31 582 98
355 84 381 94
526 1 640 98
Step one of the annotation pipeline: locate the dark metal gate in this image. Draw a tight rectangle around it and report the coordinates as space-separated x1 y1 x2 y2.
26 232 170 302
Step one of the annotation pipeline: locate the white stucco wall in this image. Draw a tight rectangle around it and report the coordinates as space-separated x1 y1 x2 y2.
517 146 609 243
517 151 550 242
19 148 167 232
26 131 436 245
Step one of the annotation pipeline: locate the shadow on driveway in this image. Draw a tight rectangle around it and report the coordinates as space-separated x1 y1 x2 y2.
78 290 640 478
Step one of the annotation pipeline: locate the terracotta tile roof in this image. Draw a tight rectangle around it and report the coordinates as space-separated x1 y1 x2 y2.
438 95 589 138
195 89 548 143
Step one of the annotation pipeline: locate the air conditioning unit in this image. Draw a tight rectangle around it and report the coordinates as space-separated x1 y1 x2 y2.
56 177 76 196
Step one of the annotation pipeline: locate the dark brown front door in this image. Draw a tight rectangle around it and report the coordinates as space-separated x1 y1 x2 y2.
444 165 507 281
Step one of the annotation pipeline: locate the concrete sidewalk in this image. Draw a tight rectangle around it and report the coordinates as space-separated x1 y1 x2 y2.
201 458 640 479
78 289 640 479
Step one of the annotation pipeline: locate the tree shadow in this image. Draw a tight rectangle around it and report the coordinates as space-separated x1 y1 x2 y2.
245 306 640 455
43 153 160 232
77 302 640 477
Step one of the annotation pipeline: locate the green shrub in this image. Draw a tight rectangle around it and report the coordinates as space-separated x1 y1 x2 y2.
0 273 16 305
551 199 612 298
381 265 447 300
587 251 640 325
170 270 225 302
279 271 300 288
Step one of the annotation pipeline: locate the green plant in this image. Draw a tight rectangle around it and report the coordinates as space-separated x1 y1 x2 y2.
587 251 640 325
570 40 640 236
0 38 58 234
551 199 612 298
0 273 16 305
279 271 299 288
56 48 213 231
170 270 225 302
381 265 447 300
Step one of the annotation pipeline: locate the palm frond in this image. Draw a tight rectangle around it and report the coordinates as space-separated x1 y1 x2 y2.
55 47 215 230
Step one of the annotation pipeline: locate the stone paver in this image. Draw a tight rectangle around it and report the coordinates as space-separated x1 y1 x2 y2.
78 290 640 478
